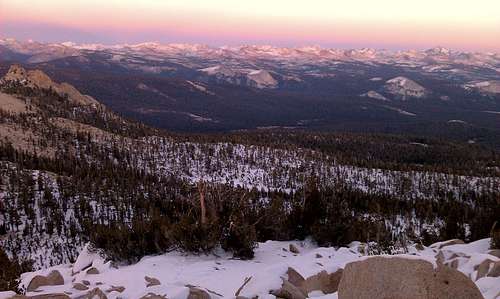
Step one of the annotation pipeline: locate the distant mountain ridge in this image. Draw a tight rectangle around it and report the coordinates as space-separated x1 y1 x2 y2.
1 38 499 66
0 38 499 145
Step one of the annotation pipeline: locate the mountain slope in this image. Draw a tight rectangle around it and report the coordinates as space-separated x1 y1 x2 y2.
0 66 498 273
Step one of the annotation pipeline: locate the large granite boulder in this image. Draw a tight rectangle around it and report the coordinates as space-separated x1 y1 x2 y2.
338 256 483 299
27 270 65 292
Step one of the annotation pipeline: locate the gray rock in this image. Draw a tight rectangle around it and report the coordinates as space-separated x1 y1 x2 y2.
289 244 300 254
476 259 494 280
73 283 89 291
86 267 99 275
270 278 306 299
27 270 65 292
338 256 483 299
145 276 161 287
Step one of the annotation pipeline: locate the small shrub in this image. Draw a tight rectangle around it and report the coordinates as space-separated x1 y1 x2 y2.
222 222 257 259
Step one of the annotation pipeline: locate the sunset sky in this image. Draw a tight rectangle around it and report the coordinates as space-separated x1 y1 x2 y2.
1 0 499 51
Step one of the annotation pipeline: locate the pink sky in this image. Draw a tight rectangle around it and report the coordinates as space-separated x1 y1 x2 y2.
1 0 499 51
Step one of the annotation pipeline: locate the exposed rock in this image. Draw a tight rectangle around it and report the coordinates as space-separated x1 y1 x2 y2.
488 249 500 258
27 270 65 292
82 280 90 286
384 76 427 99
78 288 107 299
476 259 494 280
300 269 343 295
2 65 99 106
315 253 323 258
289 244 300 254
246 70 278 89
73 283 89 291
488 261 500 277
106 286 125 293
448 259 460 269
338 256 483 299
187 287 211 299
86 267 99 275
270 278 306 299
436 251 445 265
145 276 161 287
286 267 305 288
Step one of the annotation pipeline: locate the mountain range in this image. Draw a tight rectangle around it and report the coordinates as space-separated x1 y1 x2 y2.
0 39 499 146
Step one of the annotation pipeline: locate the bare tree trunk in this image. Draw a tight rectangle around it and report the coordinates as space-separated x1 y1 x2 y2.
198 181 207 226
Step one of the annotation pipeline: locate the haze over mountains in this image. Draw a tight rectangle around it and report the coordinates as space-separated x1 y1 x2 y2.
1 38 499 146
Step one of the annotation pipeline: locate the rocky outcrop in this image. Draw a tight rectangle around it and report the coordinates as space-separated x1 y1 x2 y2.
384 76 427 99
338 256 483 299
27 270 65 292
2 65 99 106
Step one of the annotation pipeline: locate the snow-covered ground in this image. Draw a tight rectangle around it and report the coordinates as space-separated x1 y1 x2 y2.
7 238 499 299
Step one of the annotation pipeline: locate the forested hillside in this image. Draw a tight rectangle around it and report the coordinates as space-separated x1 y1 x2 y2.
0 65 499 274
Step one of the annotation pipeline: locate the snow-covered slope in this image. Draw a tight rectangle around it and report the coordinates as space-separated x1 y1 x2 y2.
10 238 500 299
384 76 427 99
247 70 278 89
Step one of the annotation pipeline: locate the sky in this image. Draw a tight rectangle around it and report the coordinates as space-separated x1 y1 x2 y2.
1 0 499 51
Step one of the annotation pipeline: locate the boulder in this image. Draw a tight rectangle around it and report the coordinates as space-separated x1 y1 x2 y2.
73 283 89 291
476 259 494 280
487 249 500 258
269 278 306 299
187 287 211 299
286 267 305 288
300 269 343 295
488 261 500 277
145 276 161 287
86 267 99 275
106 286 125 293
338 256 483 299
289 244 300 254
78 288 107 299
27 270 65 292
